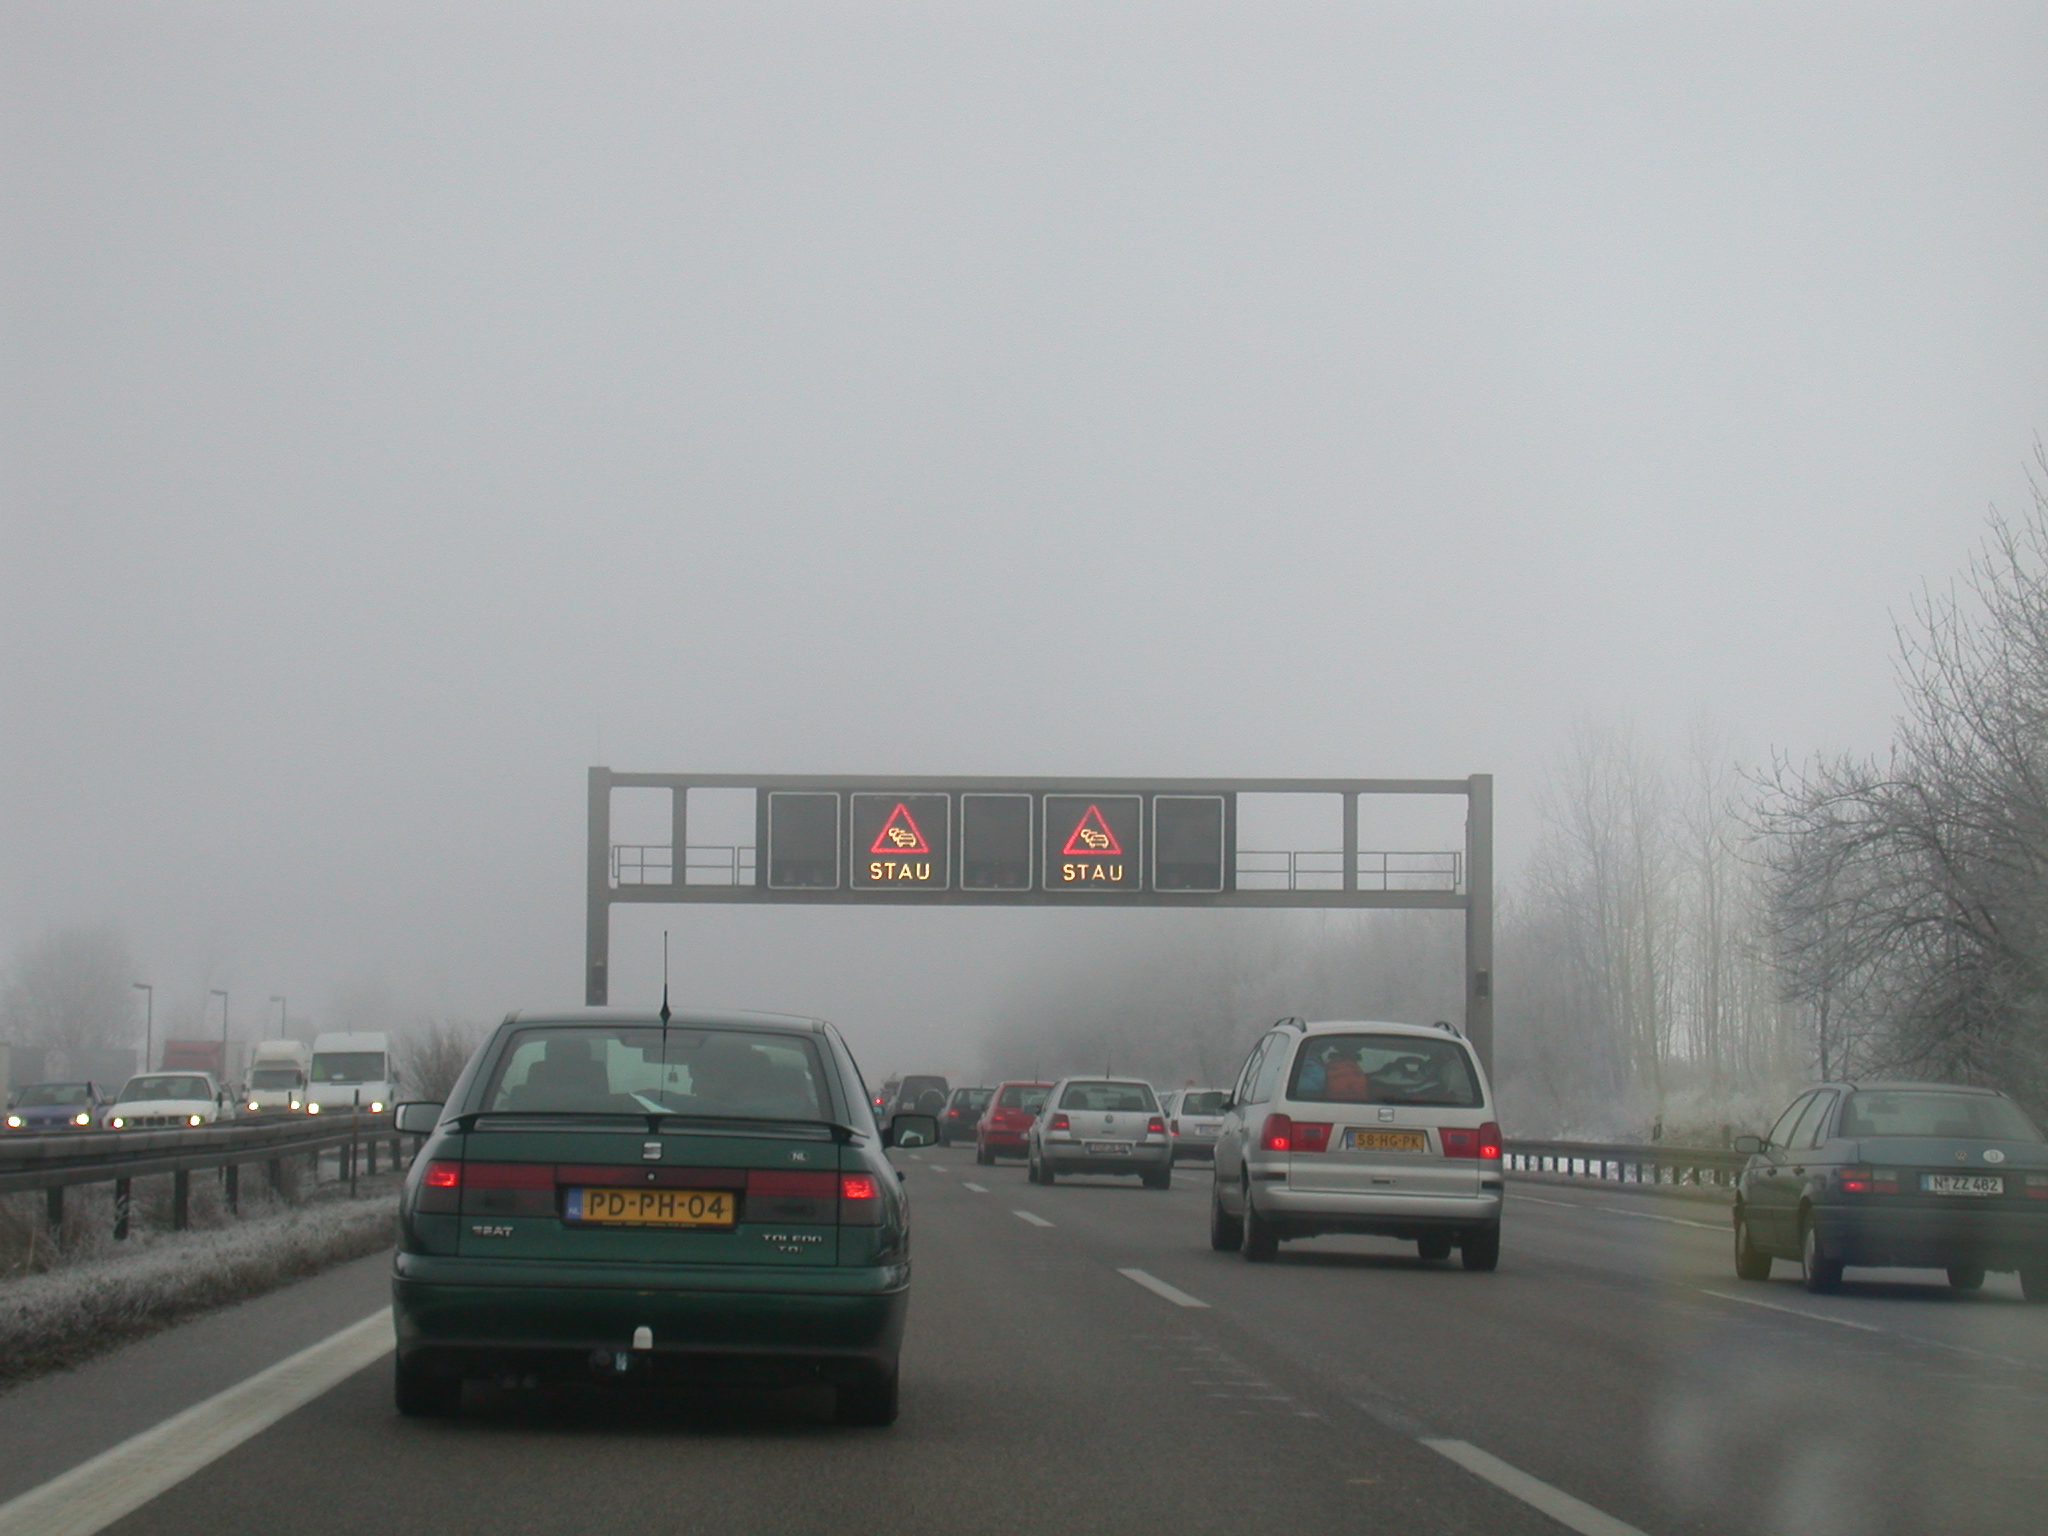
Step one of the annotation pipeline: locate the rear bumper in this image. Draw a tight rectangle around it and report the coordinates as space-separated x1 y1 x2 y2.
1255 1186 1501 1239
1809 1202 2048 1269
391 1252 909 1383
1042 1141 1170 1175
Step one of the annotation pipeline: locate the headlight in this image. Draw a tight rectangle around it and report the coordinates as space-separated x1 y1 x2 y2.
73 1112 91 1126
306 1102 321 1114
370 1101 385 1113
4 1115 21 1129
249 1101 260 1111
188 1114 203 1126
111 1116 125 1129
289 1097 300 1109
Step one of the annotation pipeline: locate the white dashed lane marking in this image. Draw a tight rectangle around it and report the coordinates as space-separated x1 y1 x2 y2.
961 1182 988 1193
1012 1210 1053 1228
1513 1191 1726 1232
1423 1440 1649 1536
1117 1268 1210 1308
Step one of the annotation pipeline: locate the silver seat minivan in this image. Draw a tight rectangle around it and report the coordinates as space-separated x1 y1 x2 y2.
1210 1019 1502 1268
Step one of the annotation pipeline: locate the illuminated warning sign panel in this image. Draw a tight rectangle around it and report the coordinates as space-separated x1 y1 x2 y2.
1043 795 1142 892
849 793 950 890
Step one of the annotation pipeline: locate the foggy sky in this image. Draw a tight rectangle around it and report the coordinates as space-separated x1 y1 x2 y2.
5 3 2046 1076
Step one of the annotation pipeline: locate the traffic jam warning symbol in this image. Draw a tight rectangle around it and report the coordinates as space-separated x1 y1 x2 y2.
850 793 950 889
1044 796 1141 891
870 803 930 855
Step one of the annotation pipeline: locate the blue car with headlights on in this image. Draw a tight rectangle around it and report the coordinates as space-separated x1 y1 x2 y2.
5 1081 109 1133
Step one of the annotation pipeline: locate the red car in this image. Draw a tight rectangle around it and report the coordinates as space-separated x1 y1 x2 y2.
975 1081 1052 1164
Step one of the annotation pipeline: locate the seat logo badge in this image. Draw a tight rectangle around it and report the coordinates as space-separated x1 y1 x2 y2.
1985 1148 2007 1164
643 1141 663 1161
1378 1107 1395 1123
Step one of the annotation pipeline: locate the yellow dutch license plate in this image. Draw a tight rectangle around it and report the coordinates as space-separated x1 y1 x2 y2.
569 1187 736 1227
1342 1128 1428 1153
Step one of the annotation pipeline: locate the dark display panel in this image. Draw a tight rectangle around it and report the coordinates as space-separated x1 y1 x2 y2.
960 793 1033 891
1153 795 1227 892
766 792 840 889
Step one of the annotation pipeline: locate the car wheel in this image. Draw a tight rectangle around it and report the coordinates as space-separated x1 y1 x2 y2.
1209 1180 1243 1252
1242 1181 1279 1263
1801 1218 1843 1294
1733 1210 1773 1281
2021 1264 2048 1304
1947 1263 1987 1292
1417 1235 1452 1262
1460 1222 1501 1272
1142 1166 1171 1191
394 1353 461 1419
834 1362 900 1427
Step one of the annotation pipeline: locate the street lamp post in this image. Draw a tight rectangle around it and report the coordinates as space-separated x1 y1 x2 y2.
270 994 286 1040
132 982 153 1073
211 989 229 1082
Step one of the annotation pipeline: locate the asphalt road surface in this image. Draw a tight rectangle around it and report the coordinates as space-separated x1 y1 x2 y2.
4 1151 2046 1536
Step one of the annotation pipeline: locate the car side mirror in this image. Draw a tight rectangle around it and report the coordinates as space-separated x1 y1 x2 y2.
884 1113 938 1149
1732 1134 1764 1155
393 1101 444 1135
1219 1097 1235 1114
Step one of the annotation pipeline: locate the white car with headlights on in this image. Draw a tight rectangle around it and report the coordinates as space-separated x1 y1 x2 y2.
104 1073 231 1130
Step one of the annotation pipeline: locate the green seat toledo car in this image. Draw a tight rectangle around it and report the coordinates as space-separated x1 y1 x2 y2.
390 1009 933 1425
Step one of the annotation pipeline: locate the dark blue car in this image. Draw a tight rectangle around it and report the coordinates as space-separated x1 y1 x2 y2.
4 1080 109 1132
1733 1081 2048 1299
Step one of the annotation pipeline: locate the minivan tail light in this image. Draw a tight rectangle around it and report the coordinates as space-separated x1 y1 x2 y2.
1442 1128 1478 1158
1479 1122 1502 1161
1261 1113 1293 1153
1292 1122 1331 1153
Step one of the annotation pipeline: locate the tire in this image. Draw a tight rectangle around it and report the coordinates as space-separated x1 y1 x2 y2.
1142 1167 1171 1191
1460 1223 1501 1272
1417 1235 1452 1262
1947 1263 1986 1292
1242 1183 1279 1263
394 1354 461 1419
1733 1210 1773 1282
1801 1218 1843 1294
2021 1264 2048 1304
1209 1180 1243 1252
1026 1147 1041 1183
835 1363 900 1427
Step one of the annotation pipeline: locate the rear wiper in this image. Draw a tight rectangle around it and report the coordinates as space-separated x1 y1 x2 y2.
649 1113 856 1143
452 1110 648 1130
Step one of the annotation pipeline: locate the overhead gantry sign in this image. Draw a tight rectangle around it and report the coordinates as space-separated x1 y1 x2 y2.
585 770 1495 1069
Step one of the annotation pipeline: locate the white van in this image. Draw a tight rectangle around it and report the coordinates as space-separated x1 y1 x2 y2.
306 1032 398 1116
243 1040 311 1115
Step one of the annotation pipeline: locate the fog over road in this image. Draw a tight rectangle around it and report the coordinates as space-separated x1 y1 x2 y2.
5 1163 2043 1536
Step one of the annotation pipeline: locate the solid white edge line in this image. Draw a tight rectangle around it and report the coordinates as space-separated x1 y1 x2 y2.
961 1182 988 1193
1513 1192 1726 1232
0 1308 394 1536
1695 1289 1886 1335
1116 1267 1210 1308
1012 1209 1053 1227
1423 1439 1649 1536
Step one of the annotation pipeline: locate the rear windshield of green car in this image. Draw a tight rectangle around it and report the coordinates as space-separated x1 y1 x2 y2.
1058 1081 1158 1112
1838 1091 2041 1142
998 1084 1049 1109
1288 1034 1482 1108
480 1026 831 1122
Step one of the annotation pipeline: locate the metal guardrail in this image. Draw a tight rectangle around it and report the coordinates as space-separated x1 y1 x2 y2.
1503 1138 1748 1190
0 1111 406 1239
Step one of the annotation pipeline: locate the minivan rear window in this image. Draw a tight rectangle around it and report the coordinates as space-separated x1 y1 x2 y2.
1287 1035 1482 1109
1058 1081 1158 1112
998 1084 1050 1110
481 1027 831 1121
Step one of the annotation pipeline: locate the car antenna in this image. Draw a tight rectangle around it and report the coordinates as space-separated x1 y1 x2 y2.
660 929 672 1048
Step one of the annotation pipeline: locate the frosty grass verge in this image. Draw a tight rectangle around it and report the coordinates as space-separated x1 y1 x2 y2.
0 1194 396 1386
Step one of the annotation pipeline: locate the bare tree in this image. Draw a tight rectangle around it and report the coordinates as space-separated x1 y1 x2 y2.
1 923 140 1075
397 1018 488 1102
